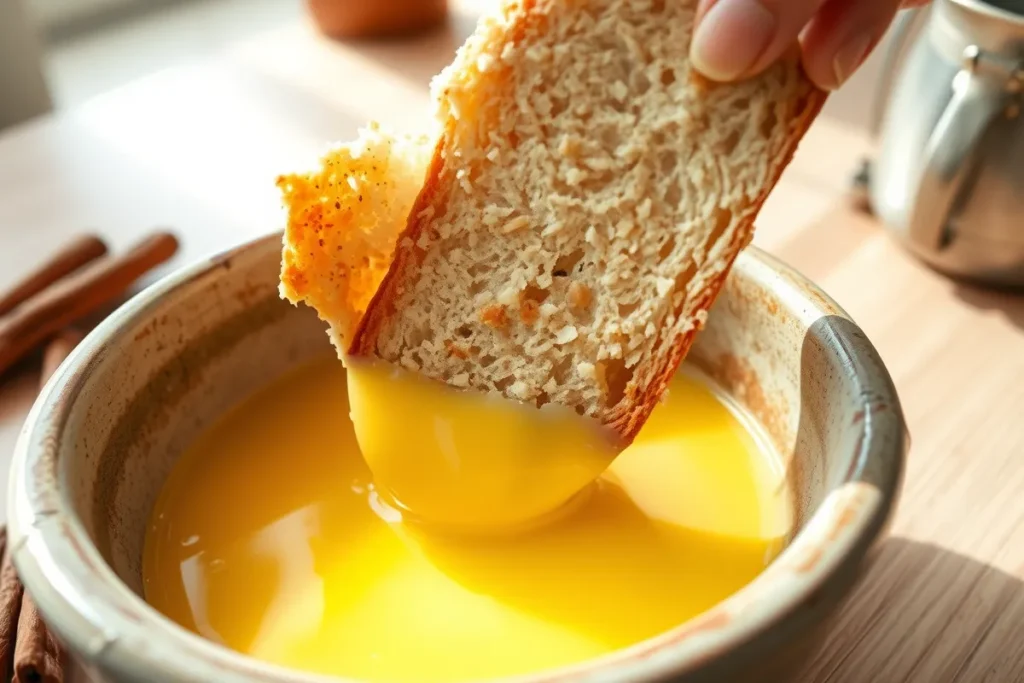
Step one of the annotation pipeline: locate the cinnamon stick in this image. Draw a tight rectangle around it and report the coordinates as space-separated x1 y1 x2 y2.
11 331 81 683
0 232 179 378
0 235 108 318
0 528 24 682
12 601 61 683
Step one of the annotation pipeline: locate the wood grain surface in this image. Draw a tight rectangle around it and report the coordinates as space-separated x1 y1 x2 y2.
1 8 1022 682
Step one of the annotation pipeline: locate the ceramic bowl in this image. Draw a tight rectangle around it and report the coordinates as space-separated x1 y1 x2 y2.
7 233 906 683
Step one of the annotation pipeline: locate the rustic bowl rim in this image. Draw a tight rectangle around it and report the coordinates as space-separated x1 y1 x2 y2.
7 234 906 683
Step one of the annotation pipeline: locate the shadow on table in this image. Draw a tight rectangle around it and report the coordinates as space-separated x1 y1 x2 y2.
953 283 1024 333
744 537 1024 683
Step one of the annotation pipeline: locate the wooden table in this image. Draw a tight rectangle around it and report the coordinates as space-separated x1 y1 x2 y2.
2 11 1023 683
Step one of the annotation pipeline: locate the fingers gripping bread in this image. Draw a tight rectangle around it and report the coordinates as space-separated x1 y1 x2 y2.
350 0 826 443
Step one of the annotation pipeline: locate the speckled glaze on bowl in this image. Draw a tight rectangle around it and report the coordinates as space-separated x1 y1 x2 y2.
7 233 906 683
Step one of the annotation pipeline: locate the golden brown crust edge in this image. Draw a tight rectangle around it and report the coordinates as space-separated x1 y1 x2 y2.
350 0 528 357
608 84 828 443
350 133 450 357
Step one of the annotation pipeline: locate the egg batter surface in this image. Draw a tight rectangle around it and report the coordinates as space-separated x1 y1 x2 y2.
346 358 621 533
143 358 790 682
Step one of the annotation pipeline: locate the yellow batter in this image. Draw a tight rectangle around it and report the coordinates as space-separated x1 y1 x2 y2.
346 358 621 533
143 357 790 682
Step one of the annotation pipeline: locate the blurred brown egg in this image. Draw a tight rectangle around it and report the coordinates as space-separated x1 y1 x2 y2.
307 0 449 39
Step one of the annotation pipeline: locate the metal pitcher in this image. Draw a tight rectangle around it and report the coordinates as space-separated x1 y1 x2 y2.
868 0 1024 288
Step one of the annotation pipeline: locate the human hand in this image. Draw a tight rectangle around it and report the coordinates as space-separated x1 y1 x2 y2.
689 0 929 90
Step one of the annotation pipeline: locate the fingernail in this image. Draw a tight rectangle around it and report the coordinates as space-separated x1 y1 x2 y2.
831 33 874 89
691 0 776 82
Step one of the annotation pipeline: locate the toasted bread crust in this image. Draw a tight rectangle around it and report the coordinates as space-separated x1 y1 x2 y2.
352 134 449 344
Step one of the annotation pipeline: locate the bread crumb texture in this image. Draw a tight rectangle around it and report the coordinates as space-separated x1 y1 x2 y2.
349 0 823 440
278 123 432 354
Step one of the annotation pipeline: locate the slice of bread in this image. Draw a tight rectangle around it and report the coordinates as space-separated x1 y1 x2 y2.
279 124 433 353
350 0 826 443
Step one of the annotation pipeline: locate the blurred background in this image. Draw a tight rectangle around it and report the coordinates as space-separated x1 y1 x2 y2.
2 0 893 131
9 0 301 113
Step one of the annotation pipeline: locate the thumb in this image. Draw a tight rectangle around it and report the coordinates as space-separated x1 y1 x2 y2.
690 0 826 82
